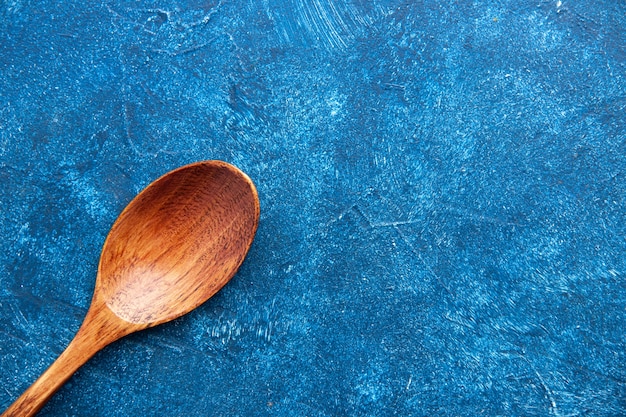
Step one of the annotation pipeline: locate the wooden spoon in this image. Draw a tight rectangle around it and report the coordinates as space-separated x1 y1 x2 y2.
2 160 260 417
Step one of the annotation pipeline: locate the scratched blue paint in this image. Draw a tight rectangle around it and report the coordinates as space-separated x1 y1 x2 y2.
1 0 625 415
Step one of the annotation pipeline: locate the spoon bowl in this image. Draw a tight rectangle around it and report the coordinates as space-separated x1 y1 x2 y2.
2 160 260 417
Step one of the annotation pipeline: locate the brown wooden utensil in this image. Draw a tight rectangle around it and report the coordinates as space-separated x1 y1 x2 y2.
2 160 260 417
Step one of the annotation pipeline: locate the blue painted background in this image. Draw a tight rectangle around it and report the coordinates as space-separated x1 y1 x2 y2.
1 0 625 415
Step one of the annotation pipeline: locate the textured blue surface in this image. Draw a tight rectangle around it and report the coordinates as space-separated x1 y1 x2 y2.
1 0 625 415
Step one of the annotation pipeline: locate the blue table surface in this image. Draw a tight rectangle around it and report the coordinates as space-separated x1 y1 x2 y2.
1 1 625 415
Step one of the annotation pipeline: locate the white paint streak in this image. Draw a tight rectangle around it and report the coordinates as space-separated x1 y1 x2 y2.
286 0 371 50
519 355 561 416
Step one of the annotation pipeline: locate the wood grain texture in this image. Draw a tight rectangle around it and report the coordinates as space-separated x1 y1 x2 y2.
1 161 260 417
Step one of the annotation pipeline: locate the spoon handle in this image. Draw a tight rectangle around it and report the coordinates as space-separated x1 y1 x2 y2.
2 307 124 417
